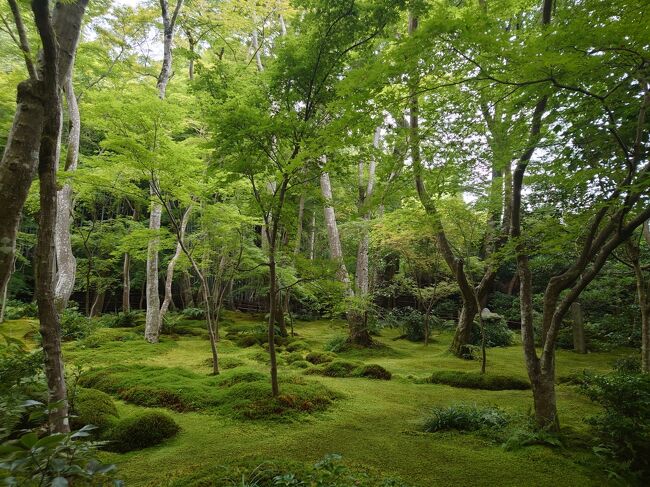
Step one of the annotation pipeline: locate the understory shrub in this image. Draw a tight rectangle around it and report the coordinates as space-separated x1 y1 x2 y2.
182 307 206 320
612 355 641 374
60 308 96 341
2 300 38 320
380 307 435 342
426 370 530 391
0 415 119 486
422 404 509 433
580 372 650 480
469 315 514 348
353 364 392 380
0 338 43 392
501 428 564 450
105 411 179 452
97 310 144 328
168 454 411 487
69 387 119 432
324 335 348 353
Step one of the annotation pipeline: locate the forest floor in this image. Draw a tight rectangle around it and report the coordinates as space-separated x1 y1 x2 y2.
4 312 626 486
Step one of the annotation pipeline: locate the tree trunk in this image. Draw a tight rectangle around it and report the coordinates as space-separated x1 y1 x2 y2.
90 290 105 317
181 271 194 308
268 251 280 395
0 271 9 323
144 196 162 343
309 210 316 260
159 207 191 330
450 300 478 357
570 301 586 354
34 2 68 432
54 76 80 313
294 194 305 255
0 0 87 296
157 0 183 99
320 169 352 294
122 252 131 312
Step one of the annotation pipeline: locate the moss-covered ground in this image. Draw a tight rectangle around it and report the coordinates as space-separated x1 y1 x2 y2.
2 311 625 486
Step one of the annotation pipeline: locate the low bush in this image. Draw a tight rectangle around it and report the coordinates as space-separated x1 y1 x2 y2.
69 387 118 432
202 356 245 370
105 411 179 452
168 454 411 487
305 351 336 365
0 338 43 392
580 372 650 481
182 307 206 320
426 370 530 391
60 308 97 341
97 310 144 328
2 300 38 320
612 355 641 374
422 404 509 432
324 335 348 353
502 428 564 450
354 364 392 380
470 315 514 348
318 360 359 377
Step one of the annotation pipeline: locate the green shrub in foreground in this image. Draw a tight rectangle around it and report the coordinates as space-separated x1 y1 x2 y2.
580 372 650 481
105 411 179 453
422 404 509 433
305 351 336 365
426 370 530 391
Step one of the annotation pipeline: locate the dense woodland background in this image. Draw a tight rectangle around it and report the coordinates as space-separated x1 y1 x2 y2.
1 0 650 485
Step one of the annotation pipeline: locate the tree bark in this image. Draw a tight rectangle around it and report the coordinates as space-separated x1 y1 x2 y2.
122 252 131 312
309 210 316 260
90 290 105 317
157 0 183 99
54 76 80 312
0 0 87 297
144 195 162 343
180 271 194 308
570 302 586 354
159 207 191 331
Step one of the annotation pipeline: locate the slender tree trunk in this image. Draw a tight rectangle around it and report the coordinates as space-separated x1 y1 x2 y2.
309 211 316 260
157 0 183 99
0 271 9 323
320 169 352 293
295 194 305 255
629 237 650 373
54 76 80 313
181 271 194 308
0 0 87 296
144 195 162 343
159 207 191 330
90 290 105 317
34 4 68 432
268 250 280 395
122 252 131 312
570 302 587 354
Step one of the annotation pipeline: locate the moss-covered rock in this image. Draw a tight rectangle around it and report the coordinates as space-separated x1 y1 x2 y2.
69 387 119 432
105 411 179 452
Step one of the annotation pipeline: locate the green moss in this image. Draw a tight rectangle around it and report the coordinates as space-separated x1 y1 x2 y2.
426 371 531 391
305 351 336 365
105 411 179 453
70 387 119 432
285 340 310 352
354 364 392 381
78 364 338 419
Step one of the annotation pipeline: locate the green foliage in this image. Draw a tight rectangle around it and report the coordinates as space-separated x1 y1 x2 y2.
354 364 392 381
69 388 119 433
286 340 310 352
470 316 514 348
169 454 411 487
2 301 38 320
381 307 432 343
306 360 392 381
324 335 348 353
502 428 564 451
181 308 206 320
426 371 530 391
0 337 43 393
105 411 179 453
580 372 650 480
0 401 120 486
422 404 509 433
60 309 97 342
96 311 144 329
612 355 641 374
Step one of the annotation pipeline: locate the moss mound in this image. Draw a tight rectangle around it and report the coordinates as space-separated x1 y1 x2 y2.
70 387 118 432
354 364 392 380
426 370 530 391
305 351 336 365
285 340 310 352
105 411 179 452
78 364 339 419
